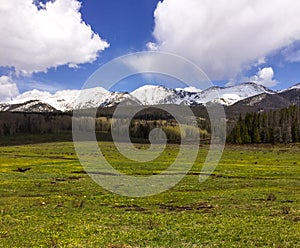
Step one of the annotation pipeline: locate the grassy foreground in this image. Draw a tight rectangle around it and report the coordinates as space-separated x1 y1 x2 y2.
0 138 300 247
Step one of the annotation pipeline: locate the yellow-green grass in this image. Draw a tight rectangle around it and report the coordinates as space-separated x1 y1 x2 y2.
0 138 300 247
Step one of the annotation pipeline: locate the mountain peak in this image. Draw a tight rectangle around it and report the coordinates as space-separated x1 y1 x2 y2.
175 86 202 93
11 89 52 104
241 82 274 92
131 85 169 92
1 82 299 113
130 85 178 105
288 82 300 90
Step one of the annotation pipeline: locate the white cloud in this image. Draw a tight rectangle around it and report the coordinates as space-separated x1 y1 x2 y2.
0 0 109 75
150 0 300 81
0 76 19 102
248 67 278 87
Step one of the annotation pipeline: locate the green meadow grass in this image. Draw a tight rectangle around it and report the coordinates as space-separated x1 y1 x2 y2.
0 138 300 247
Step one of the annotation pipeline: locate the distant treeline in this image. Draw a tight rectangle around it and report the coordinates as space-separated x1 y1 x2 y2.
2 104 300 144
0 112 72 136
74 116 210 142
0 112 210 142
228 105 300 144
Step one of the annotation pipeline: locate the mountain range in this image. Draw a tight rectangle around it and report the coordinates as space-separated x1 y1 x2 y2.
0 82 299 113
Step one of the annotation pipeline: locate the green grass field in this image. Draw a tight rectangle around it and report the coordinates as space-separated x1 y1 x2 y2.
0 136 300 247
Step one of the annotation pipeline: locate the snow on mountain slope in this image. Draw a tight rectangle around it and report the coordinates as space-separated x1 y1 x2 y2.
3 87 141 112
194 82 275 106
61 89 141 109
99 92 142 107
52 87 110 111
287 83 300 91
8 87 111 112
10 100 59 112
175 86 202 93
0 82 278 113
0 103 11 112
13 89 52 103
130 83 273 106
0 99 59 112
131 85 185 105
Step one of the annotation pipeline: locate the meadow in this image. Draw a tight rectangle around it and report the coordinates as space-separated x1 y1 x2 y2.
0 135 300 247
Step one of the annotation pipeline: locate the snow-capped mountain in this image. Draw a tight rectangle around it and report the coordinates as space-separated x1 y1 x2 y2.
3 87 141 112
131 83 274 107
131 85 185 105
98 92 142 108
287 82 300 91
0 100 59 113
9 87 110 111
1 82 299 113
196 82 275 106
175 86 202 93
277 83 300 106
13 89 52 101
130 85 205 106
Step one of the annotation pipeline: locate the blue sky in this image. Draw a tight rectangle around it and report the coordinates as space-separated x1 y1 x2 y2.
1 0 300 101
10 0 161 93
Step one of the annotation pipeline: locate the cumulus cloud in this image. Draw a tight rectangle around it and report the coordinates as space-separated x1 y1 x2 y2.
248 67 278 87
0 76 19 102
0 0 109 74
149 0 300 81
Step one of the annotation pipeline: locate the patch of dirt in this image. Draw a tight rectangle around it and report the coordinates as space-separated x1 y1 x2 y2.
267 193 277 201
14 167 31 172
107 244 132 248
71 170 119 176
68 176 83 181
158 202 216 212
293 216 300 222
112 204 147 212
71 170 87 174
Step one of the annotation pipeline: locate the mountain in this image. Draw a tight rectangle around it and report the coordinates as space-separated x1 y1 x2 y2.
98 92 142 108
277 83 300 106
224 83 300 117
9 87 110 111
4 87 141 112
287 82 300 90
225 93 292 117
131 85 184 105
130 82 271 106
175 86 202 93
1 82 299 113
195 82 274 106
0 100 59 113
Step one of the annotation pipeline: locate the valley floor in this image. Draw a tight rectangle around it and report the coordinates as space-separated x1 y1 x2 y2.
0 138 300 247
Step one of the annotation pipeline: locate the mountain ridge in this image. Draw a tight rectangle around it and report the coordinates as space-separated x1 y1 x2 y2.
0 82 299 113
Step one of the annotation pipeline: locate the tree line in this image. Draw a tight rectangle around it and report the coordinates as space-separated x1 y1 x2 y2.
0 112 210 142
0 112 72 136
2 104 299 144
227 105 300 144
75 116 209 142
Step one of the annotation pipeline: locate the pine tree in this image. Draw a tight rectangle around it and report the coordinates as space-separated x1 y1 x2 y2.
291 120 299 143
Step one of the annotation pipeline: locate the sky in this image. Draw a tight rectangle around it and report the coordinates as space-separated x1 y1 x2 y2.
1 0 300 101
